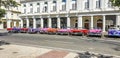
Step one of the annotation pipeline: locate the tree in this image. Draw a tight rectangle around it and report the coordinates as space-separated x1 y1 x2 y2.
110 0 120 9
0 0 20 19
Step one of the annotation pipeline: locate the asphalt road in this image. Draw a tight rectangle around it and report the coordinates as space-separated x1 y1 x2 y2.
0 33 120 56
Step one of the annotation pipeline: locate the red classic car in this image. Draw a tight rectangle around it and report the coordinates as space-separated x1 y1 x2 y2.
20 28 28 33
70 29 88 35
7 28 13 33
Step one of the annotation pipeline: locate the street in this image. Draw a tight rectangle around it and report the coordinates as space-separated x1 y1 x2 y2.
0 33 120 57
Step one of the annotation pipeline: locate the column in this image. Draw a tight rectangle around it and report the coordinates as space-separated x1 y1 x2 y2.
48 17 52 28
33 17 36 28
7 20 11 28
14 21 16 27
67 16 70 29
40 18 43 28
57 17 60 28
78 16 83 29
102 15 106 32
90 16 94 29
116 15 120 26
26 17 29 28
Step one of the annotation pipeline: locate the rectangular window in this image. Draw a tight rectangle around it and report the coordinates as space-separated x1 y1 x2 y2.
53 6 57 11
30 8 33 13
30 4 32 6
44 2 48 4
96 0 101 8
37 3 40 5
72 3 77 10
62 0 66 2
85 0 89 9
108 0 112 8
24 4 26 7
37 7 40 13
72 0 76 1
62 4 66 11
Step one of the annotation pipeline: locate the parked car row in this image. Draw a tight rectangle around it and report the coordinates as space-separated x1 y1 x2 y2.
6 27 120 37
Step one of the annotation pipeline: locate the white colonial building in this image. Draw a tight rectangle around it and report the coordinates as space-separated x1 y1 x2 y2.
0 0 21 29
20 0 120 32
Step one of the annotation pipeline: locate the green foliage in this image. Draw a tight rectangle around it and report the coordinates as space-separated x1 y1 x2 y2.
0 0 20 19
110 0 120 7
0 8 6 19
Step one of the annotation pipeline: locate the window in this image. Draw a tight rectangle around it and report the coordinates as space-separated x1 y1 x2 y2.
43 6 47 12
37 3 40 5
62 4 66 11
108 0 112 8
96 0 101 8
62 0 66 2
53 1 56 3
72 3 77 10
72 0 76 1
37 7 40 13
53 5 57 11
30 8 33 13
44 2 48 4
85 0 89 9
24 4 26 7
30 4 32 6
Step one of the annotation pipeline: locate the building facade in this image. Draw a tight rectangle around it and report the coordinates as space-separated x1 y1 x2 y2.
0 0 21 29
20 0 120 32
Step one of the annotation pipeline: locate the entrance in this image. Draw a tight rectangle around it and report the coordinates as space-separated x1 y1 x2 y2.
84 20 89 29
3 22 7 28
97 19 102 29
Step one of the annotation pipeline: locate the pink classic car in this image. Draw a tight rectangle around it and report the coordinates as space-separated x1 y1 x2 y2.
57 29 71 35
88 28 102 36
39 28 48 34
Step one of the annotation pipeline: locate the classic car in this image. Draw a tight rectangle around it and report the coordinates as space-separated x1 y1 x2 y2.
47 28 59 34
7 28 13 33
20 28 28 33
27 28 39 34
7 27 20 33
39 28 48 34
57 29 71 35
88 28 102 36
70 29 88 36
108 27 120 37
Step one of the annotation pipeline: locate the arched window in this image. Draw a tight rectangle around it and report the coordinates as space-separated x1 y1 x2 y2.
97 19 102 23
84 19 89 23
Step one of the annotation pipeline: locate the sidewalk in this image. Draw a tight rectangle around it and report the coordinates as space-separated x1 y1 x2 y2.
0 45 78 58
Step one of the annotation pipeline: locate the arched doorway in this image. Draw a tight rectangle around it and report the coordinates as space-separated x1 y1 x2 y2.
10 22 14 28
43 18 48 28
16 21 19 27
23 19 26 28
84 19 89 29
97 19 103 29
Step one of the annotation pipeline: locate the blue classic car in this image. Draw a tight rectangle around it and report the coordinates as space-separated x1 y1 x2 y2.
108 27 120 37
27 28 40 34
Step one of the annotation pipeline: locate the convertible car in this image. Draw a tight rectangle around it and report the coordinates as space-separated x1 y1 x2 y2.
70 29 88 36
20 28 28 33
108 27 120 37
27 28 40 34
7 27 20 33
39 28 48 34
47 28 59 34
88 28 102 36
57 29 71 35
